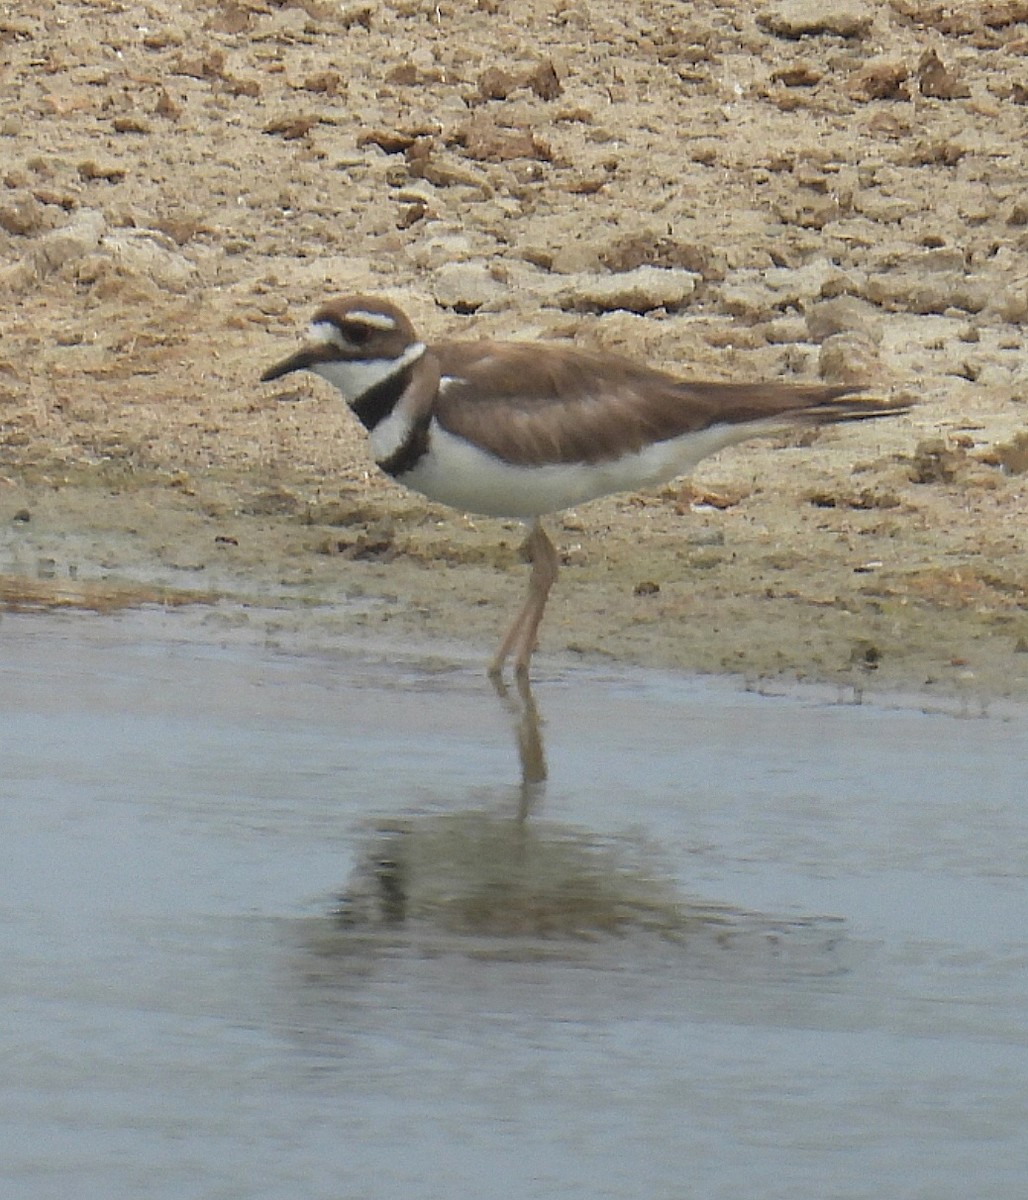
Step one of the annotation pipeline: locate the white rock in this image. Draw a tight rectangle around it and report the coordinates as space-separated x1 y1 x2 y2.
559 266 699 314
758 0 873 39
99 230 197 293
819 332 880 382
806 295 884 343
430 261 505 312
864 271 989 315
1 208 106 291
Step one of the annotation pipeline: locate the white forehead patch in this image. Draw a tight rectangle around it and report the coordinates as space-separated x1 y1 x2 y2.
348 309 398 332
309 321 348 349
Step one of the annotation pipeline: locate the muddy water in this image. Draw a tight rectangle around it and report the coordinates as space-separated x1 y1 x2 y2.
1 608 1026 1200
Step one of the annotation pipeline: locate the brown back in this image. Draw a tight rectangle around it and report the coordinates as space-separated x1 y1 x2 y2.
432 341 892 467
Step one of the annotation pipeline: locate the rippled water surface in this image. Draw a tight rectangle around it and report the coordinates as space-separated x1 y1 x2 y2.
2 608 1026 1200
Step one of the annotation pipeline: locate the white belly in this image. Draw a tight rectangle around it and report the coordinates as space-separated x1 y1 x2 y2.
391 419 754 519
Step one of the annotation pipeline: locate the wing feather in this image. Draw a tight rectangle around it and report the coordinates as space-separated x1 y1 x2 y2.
431 342 897 467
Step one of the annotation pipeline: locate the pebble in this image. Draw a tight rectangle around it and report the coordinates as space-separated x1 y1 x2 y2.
986 285 1028 325
0 191 48 236
1 208 106 292
90 230 197 294
718 261 845 319
559 266 698 314
78 158 127 182
430 262 505 312
819 332 880 382
762 316 809 344
864 270 989 315
805 295 883 343
758 0 873 39
549 240 606 274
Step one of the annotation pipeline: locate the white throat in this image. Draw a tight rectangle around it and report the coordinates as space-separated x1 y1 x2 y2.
311 341 426 404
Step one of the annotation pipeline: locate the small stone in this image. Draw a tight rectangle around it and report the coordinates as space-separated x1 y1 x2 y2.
430 262 505 312
78 159 127 182
986 285 1028 324
719 279 775 320
223 75 261 98
338 2 374 29
527 60 562 101
171 50 225 80
154 89 182 120
0 191 47 236
456 116 551 163
719 261 845 320
112 116 151 134
1 208 106 292
917 49 970 100
1006 198 1028 226
908 438 963 485
760 316 808 344
848 58 910 101
477 60 561 102
991 431 1028 476
154 214 205 245
303 71 343 96
548 239 605 274
384 62 423 86
142 29 183 48
864 270 989 315
358 127 420 154
818 332 880 383
396 201 426 229
758 0 873 39
559 266 699 314
805 295 883 343
478 67 523 100
772 60 823 87
405 143 491 192
12 509 30 523
773 191 839 230
93 229 197 294
599 232 724 279
206 5 252 34
263 114 319 140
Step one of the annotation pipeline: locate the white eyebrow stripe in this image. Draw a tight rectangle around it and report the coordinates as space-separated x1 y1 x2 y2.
347 310 398 331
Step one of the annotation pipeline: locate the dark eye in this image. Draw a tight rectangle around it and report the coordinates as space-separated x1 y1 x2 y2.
341 321 371 346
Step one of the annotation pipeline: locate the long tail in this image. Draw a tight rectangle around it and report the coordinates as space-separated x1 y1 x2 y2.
788 389 912 425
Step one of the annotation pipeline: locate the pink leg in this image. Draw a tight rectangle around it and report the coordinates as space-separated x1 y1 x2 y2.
488 521 560 677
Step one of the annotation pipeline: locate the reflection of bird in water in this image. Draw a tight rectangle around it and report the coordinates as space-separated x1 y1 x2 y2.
262 295 908 677
334 811 691 940
326 809 852 982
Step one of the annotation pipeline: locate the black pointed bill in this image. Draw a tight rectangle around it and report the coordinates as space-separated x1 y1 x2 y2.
260 344 336 383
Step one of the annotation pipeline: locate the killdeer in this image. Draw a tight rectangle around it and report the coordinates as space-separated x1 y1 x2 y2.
262 295 905 676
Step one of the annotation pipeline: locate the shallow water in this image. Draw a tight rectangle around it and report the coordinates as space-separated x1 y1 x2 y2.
2 607 1026 1200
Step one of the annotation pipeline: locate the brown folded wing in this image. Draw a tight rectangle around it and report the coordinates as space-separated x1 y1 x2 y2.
431 341 893 467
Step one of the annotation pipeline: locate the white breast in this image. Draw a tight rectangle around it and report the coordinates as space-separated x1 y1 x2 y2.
394 419 758 519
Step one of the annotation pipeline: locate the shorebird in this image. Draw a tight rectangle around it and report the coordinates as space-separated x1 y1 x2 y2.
262 295 904 676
